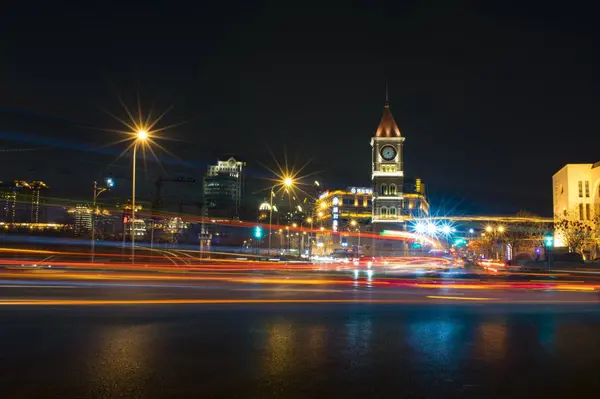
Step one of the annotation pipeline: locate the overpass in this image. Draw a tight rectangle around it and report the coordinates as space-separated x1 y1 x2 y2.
425 215 553 224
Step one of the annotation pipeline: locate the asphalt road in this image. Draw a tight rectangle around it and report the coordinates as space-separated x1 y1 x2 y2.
2 269 600 398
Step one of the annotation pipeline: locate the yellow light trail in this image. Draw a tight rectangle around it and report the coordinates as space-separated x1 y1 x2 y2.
426 216 553 223
427 295 495 301
0 298 598 306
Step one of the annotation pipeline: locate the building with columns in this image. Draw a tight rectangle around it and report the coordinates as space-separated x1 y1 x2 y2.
552 162 600 247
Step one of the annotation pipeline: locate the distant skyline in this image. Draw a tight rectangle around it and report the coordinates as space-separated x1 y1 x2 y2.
3 2 600 216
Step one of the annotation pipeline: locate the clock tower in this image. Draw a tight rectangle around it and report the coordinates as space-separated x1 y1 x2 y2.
371 101 406 254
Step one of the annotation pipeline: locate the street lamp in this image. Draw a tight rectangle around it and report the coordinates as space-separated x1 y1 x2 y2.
130 129 148 262
268 176 295 256
350 220 361 255
91 177 114 262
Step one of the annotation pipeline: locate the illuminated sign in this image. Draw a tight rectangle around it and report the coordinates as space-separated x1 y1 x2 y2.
349 187 373 195
332 197 340 232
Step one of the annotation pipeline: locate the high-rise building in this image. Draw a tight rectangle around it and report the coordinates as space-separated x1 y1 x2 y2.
69 204 92 236
203 157 245 220
0 181 25 222
28 181 48 223
0 180 48 223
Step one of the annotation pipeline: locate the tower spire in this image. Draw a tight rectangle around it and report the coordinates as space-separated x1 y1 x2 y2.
385 80 389 106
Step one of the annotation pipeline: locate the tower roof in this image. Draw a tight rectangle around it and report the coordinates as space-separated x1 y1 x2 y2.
375 102 402 138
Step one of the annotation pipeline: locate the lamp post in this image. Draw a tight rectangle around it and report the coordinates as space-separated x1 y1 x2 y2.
484 225 505 259
131 129 148 263
350 220 360 256
91 177 114 263
305 217 313 258
267 176 294 256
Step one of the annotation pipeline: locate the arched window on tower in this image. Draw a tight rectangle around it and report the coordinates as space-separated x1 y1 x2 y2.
389 207 396 217
389 184 396 195
380 184 387 196
380 207 388 217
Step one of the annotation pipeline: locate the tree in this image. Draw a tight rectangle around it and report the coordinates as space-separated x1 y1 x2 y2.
555 211 593 261
503 211 548 260
590 214 600 260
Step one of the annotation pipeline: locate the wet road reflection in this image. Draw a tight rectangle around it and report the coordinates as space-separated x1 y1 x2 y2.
2 305 600 398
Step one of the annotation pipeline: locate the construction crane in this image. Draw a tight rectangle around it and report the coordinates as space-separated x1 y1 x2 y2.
153 176 196 211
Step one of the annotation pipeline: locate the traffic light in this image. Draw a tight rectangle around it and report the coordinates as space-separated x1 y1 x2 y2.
453 238 467 247
544 235 554 247
254 226 263 239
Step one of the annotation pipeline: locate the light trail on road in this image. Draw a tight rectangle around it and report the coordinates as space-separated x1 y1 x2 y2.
0 298 598 306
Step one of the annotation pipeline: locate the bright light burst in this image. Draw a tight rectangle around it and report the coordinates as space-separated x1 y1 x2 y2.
259 149 320 204
96 94 183 172
426 222 438 236
412 219 456 238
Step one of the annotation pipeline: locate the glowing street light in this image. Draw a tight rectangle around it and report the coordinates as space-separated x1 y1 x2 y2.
136 129 149 141
440 224 452 236
485 225 493 233
414 222 426 234
100 95 179 262
268 175 297 255
426 222 438 235
350 220 357 227
497 225 505 233
91 177 115 262
130 128 150 262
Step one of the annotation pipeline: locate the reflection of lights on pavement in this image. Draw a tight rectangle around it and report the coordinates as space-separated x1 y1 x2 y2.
353 270 359 279
366 269 374 279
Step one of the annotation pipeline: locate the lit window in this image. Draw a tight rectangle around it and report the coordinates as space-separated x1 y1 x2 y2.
585 181 590 198
579 181 583 197
579 203 584 220
586 204 591 220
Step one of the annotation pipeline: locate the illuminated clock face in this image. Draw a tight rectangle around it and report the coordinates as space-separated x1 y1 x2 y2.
380 145 397 161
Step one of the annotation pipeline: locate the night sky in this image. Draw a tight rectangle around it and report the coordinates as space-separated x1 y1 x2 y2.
2 1 600 216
